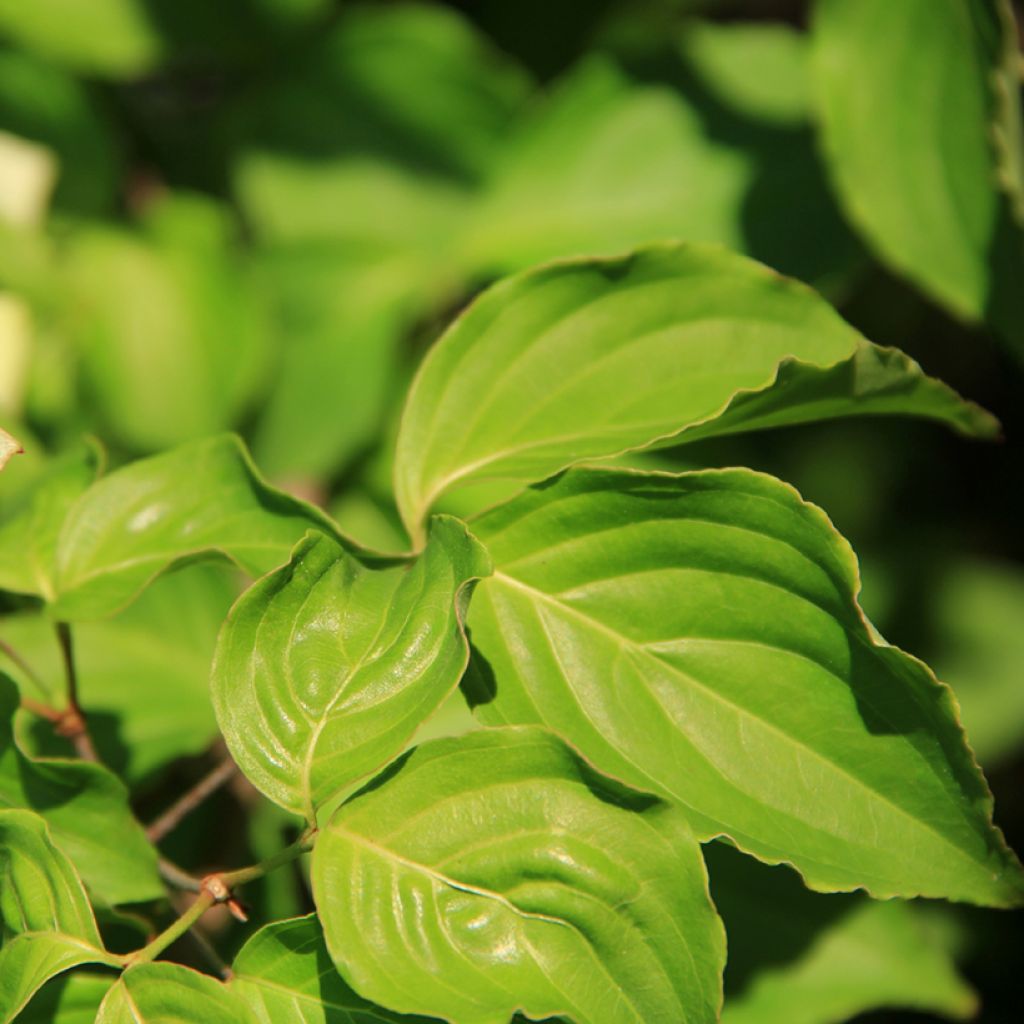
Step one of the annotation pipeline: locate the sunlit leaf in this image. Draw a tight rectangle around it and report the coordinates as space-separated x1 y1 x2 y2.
0 673 161 904
0 809 118 1024
213 517 490 819
232 914 439 1023
312 727 724 1024
465 467 1024 905
95 963 252 1024
395 243 997 538
50 434 339 620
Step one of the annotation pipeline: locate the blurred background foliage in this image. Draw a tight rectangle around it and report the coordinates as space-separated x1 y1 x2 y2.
1 0 1022 1021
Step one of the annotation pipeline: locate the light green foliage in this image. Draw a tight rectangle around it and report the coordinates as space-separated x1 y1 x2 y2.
17 973 114 1024
0 809 117 1024
95 964 252 1024
466 468 1024 905
0 0 161 77
812 0 1024 341
232 915 439 1023
0 674 161 904
312 728 724 1024
63 194 270 452
50 434 338 620
395 243 996 537
212 518 490 819
2 564 235 783
708 843 975 1024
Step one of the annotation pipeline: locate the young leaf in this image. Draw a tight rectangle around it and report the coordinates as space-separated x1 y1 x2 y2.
394 243 996 538
50 433 339 620
95 963 252 1024
811 0 1024 335
0 673 161 905
0 441 99 601
312 727 724 1024
212 517 490 820
707 843 975 1024
232 914 439 1023
465 468 1024 906
0 809 118 1024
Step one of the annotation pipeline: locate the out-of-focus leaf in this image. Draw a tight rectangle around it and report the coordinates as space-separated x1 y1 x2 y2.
251 243 419 482
50 434 339 620
679 21 809 126
5 564 236 784
0 673 161 904
466 468 1024 905
95 964 253 1024
232 915 440 1023
0 0 161 77
707 843 976 1024
0 809 118 1024
0 440 99 601
395 243 997 538
17 972 114 1024
0 51 120 215
312 727 724 1024
212 518 489 819
812 0 1024 345
933 558 1024 767
233 2 528 258
63 193 270 453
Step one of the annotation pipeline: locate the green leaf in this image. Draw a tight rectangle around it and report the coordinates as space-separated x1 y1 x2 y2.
707 842 975 1024
0 809 118 1024
312 727 724 1024
212 516 490 820
95 963 252 1024
394 243 997 537
0 0 160 78
17 972 114 1024
50 433 339 620
4 563 236 784
0 441 99 601
232 914 440 1023
465 467 1024 906
233 3 528 251
63 194 270 453
811 0 1024 330
0 673 161 904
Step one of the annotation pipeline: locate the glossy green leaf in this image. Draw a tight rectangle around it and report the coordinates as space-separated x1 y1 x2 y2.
811 0 1024 329
0 673 161 904
465 467 1024 905
707 842 975 1024
312 727 724 1024
4 563 236 783
0 0 160 77
213 516 490 820
95 963 252 1024
395 243 997 537
17 972 114 1024
232 914 440 1023
64 194 270 453
50 433 339 620
0 441 99 601
0 809 118 1024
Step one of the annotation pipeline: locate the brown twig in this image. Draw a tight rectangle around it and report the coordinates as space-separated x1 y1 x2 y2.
158 857 202 893
146 757 239 843
54 622 99 762
20 695 63 722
